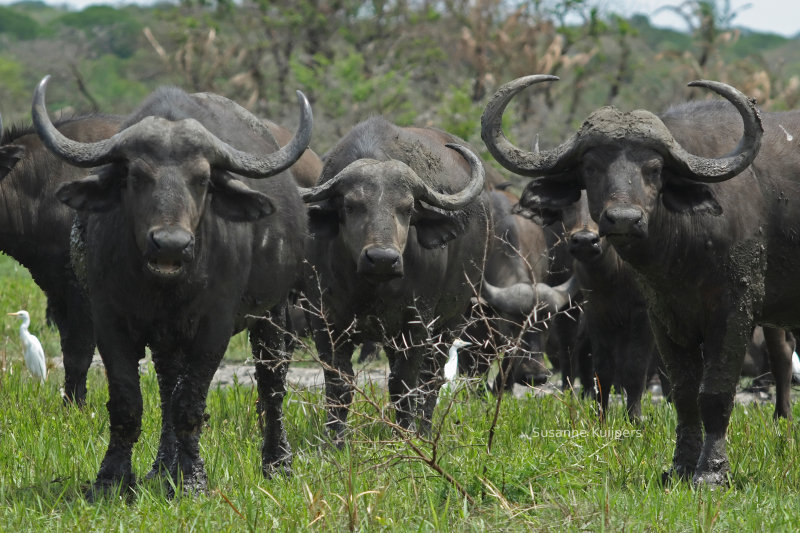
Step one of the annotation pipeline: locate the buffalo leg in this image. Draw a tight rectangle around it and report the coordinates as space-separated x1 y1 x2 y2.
54 280 96 406
146 347 182 479
252 304 294 477
521 329 550 385
554 311 582 392
763 327 793 420
311 318 355 444
88 316 144 501
620 316 655 423
357 341 381 364
168 317 230 497
650 317 702 483
592 341 614 422
386 340 423 432
693 315 750 486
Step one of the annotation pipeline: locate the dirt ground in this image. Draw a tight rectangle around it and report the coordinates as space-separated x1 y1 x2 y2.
65 354 792 406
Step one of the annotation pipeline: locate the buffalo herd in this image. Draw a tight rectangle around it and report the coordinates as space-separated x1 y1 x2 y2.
0 70 797 497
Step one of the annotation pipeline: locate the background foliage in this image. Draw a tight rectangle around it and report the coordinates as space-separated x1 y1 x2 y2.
1 0 799 160
2 1 800 529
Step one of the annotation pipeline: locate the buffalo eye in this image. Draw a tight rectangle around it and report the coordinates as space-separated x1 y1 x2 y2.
192 171 210 188
343 198 365 215
581 157 601 179
641 159 662 182
397 201 414 218
129 169 154 191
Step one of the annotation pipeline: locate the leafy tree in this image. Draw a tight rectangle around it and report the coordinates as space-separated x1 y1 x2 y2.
55 6 143 58
0 6 40 40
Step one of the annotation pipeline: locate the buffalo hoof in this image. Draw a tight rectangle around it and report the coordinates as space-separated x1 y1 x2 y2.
262 454 293 479
394 414 417 435
145 459 174 481
166 456 209 499
660 464 694 486
692 456 730 488
167 470 208 499
85 475 135 503
61 388 87 408
692 469 730 487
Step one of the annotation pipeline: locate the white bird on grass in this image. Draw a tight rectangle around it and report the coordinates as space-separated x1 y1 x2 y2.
792 351 800 385
439 338 472 402
7 310 46 383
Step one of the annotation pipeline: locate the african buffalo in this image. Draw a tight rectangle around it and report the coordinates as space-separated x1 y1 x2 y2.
32 76 313 498
457 189 553 389
1 111 122 404
562 192 663 421
301 116 489 438
482 74 800 485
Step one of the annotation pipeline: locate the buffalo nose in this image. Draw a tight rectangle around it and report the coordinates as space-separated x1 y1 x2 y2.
147 226 194 259
358 246 403 279
570 230 599 248
599 206 645 236
569 229 602 262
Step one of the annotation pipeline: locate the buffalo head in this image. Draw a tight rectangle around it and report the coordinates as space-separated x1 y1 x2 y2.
32 76 312 279
483 75 763 246
300 144 485 283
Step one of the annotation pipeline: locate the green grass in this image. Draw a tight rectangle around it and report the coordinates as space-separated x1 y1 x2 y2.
2 256 800 531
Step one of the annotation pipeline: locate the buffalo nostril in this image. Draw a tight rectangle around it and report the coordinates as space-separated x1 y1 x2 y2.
604 207 642 225
359 246 404 279
365 247 401 266
570 231 599 247
148 227 193 255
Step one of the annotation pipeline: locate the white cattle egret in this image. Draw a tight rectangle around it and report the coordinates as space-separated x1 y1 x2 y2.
444 338 472 382
793 351 800 385
7 310 47 382
439 339 472 402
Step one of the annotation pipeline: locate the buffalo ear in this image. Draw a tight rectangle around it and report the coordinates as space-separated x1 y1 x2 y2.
661 180 723 216
211 177 275 221
307 202 340 239
0 144 25 181
514 176 581 226
413 206 469 249
56 173 120 212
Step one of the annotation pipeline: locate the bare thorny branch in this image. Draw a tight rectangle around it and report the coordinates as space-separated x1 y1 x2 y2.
243 222 580 516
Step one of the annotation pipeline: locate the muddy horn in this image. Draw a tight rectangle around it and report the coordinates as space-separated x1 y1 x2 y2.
300 143 485 210
414 143 485 210
482 75 763 183
481 275 579 317
664 80 763 183
32 76 121 167
33 75 313 178
481 75 581 178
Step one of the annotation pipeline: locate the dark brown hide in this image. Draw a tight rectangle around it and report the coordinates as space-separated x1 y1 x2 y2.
32 78 313 499
483 76 800 486
303 116 490 437
0 114 122 404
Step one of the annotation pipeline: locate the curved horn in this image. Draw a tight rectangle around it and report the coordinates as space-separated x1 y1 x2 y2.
481 275 579 317
32 75 121 167
481 75 581 177
664 80 763 183
211 90 314 179
300 144 485 210
0 112 4 139
413 143 484 210
298 159 379 203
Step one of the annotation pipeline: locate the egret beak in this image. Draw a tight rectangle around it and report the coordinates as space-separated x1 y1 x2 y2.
7 312 20 316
